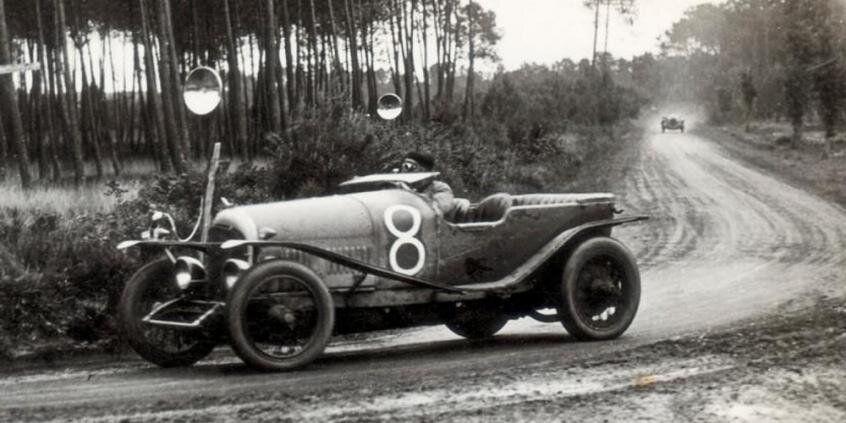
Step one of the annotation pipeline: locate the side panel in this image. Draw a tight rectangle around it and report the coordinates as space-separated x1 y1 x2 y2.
215 189 440 291
347 190 440 289
436 202 615 285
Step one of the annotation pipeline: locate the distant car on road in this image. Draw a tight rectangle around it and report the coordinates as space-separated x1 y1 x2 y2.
661 116 685 133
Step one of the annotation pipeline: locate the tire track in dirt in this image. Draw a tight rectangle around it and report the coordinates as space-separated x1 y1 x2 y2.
622 126 846 336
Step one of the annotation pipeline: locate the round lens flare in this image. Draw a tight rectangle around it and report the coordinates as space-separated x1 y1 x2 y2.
183 67 222 115
376 93 403 120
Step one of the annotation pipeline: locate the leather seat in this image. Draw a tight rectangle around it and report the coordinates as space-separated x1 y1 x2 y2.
474 193 512 222
512 194 584 207
448 193 512 224
444 198 472 223
447 193 606 224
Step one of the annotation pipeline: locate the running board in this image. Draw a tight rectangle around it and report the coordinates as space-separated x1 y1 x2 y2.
142 299 223 330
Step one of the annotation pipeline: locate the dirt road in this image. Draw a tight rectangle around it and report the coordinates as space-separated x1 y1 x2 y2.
1 124 844 422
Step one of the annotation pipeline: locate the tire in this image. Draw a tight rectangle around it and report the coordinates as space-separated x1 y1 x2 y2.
661 126 665 133
446 306 508 339
227 260 334 371
558 237 640 340
118 258 216 367
681 125 685 133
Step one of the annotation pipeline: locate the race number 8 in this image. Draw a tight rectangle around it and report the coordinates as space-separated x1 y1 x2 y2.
384 205 425 275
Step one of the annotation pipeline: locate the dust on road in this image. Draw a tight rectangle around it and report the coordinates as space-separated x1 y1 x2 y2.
1 123 844 422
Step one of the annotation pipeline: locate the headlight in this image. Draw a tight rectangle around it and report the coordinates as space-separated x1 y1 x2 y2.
174 256 206 291
222 259 250 290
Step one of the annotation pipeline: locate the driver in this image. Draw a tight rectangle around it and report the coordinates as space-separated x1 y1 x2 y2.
399 152 465 218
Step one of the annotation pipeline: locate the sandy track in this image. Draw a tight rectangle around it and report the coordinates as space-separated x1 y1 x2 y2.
618 126 845 335
1 125 844 421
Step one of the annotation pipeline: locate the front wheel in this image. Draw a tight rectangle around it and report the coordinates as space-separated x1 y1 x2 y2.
558 237 640 340
227 260 334 371
118 258 216 367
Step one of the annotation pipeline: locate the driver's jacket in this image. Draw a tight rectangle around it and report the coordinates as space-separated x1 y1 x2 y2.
420 180 456 216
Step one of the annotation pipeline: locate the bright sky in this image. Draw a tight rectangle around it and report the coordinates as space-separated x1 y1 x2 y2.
478 0 723 69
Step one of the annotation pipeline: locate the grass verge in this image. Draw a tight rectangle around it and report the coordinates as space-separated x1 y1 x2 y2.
698 123 846 208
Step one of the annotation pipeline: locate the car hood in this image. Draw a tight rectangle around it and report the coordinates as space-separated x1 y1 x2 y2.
212 194 374 242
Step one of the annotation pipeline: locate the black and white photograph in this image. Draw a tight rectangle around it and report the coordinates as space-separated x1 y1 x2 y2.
0 0 844 421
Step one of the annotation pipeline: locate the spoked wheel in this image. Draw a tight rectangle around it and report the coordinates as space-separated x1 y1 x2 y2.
559 237 640 340
118 258 216 367
446 304 508 339
227 260 334 371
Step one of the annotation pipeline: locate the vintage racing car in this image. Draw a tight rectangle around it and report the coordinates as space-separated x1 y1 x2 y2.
116 69 647 371
661 116 685 133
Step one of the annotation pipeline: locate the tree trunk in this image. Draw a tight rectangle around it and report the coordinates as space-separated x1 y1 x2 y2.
163 0 191 158
156 0 187 171
432 0 443 103
139 0 175 173
387 3 403 97
76 41 105 179
603 0 611 63
307 0 320 106
343 0 364 109
326 0 344 94
265 0 283 134
280 0 297 114
223 0 249 161
0 0 34 188
421 0 431 120
445 2 460 105
43 59 62 179
54 0 86 185
364 15 378 115
0 112 6 180
34 0 58 180
99 29 122 176
404 0 416 122
29 55 49 180
463 0 475 120
591 0 600 68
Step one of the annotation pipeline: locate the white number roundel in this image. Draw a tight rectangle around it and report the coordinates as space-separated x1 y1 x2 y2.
384 205 425 275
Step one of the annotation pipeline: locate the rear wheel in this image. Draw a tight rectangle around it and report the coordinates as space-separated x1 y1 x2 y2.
446 305 508 339
227 260 334 371
558 237 640 340
118 258 215 367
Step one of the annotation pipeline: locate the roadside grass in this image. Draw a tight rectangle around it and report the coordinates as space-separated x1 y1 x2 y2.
0 181 127 215
702 121 846 208
0 156 260 215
